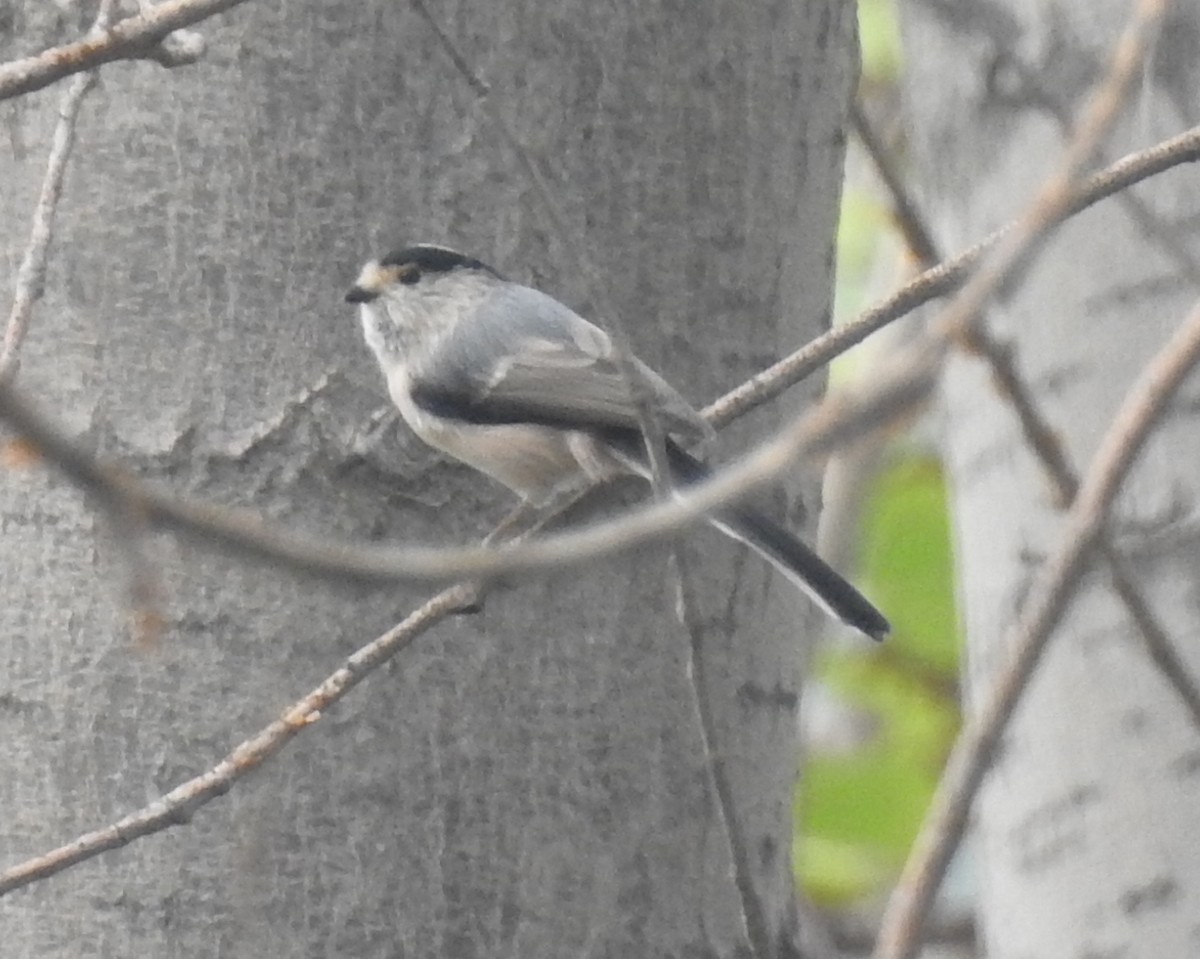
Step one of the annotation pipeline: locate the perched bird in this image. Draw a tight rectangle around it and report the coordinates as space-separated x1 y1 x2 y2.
346 244 888 640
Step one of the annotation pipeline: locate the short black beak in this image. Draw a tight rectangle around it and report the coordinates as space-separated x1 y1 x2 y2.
345 285 378 304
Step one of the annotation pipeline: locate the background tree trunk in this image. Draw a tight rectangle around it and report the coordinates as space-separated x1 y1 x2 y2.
1 1 856 955
900 1 1200 954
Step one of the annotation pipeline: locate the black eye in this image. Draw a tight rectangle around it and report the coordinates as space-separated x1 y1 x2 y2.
399 267 420 285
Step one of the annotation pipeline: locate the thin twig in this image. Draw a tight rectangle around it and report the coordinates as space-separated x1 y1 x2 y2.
854 94 1200 730
672 550 772 958
704 122 1200 429
0 0 235 101
3 229 916 898
0 348 933 588
874 1 1174 954
997 48 1200 288
0 73 92 381
874 295 1200 959
0 583 479 895
2 1 170 633
0 489 603 891
963 333 1200 725
932 0 1168 347
0 0 1188 907
0 358 924 900
1105 547 1200 728
1 125 1197 605
0 0 121 381
0 487 586 892
850 101 939 266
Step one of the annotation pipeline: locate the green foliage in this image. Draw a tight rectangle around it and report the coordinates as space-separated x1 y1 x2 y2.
795 0 959 910
797 457 961 905
833 190 893 324
859 0 903 87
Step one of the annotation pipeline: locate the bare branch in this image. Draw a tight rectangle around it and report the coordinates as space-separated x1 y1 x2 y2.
2 120 1197 601
0 0 247 102
0 367 927 893
0 583 479 896
0 482 665 890
1105 548 1200 729
932 0 1168 346
0 85 88 377
0 53 1195 614
671 551 772 958
850 101 939 266
874 295 1200 959
704 122 1200 429
0 492 601 892
1 0 118 381
2 0 170 630
962 330 1200 721
3 125 1198 597
994 47 1200 288
0 359 923 902
854 91 1200 731
873 2 1176 955
1 0 1190 909
0 350 933 587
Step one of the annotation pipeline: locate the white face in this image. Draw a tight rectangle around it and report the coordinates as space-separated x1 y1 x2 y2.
348 251 505 376
350 263 464 365
351 259 416 298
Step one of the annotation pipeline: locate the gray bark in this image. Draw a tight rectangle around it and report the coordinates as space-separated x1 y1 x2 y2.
900 1 1200 955
0 1 855 955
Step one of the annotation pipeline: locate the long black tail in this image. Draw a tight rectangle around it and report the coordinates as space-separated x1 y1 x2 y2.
709 505 889 640
664 442 889 640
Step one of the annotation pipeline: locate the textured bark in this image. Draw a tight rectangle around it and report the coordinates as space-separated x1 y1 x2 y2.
901 1 1200 955
0 1 855 955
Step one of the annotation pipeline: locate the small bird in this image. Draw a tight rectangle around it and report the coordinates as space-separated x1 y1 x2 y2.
346 244 889 640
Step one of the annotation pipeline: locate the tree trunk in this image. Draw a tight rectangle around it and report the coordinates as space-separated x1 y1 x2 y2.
900 1 1200 954
0 1 855 955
